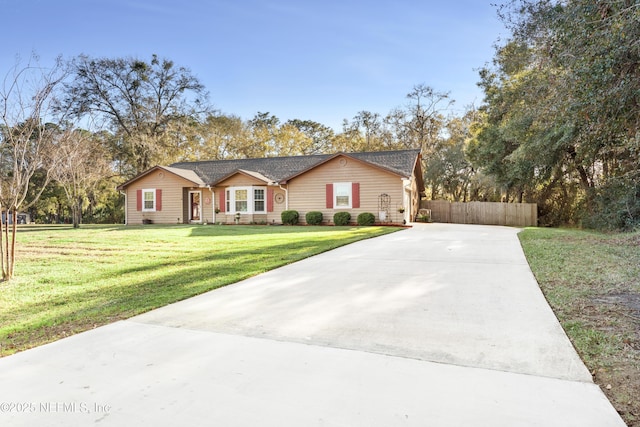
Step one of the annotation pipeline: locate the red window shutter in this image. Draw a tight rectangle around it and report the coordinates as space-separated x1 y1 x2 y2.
267 188 274 212
326 184 333 208
156 189 162 211
219 190 225 213
136 189 142 211
352 183 360 208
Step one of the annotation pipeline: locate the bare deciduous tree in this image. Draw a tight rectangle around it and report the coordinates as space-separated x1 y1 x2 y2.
52 129 112 228
0 57 68 280
404 84 453 155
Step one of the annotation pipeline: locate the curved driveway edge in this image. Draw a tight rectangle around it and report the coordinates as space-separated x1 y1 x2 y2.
0 223 626 426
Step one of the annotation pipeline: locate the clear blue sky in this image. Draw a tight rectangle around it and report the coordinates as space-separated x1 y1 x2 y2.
1 0 505 131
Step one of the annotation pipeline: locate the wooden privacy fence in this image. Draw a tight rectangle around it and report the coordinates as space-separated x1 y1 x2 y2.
421 200 538 227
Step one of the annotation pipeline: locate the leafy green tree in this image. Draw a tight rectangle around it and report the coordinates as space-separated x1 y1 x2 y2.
59 54 209 176
331 124 366 153
194 113 250 160
472 0 639 227
424 112 476 201
273 123 314 156
469 43 541 203
248 112 280 157
30 178 69 223
349 111 383 150
84 178 124 224
285 119 335 154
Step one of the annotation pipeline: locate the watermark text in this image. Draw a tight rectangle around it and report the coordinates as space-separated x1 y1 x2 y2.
0 401 111 414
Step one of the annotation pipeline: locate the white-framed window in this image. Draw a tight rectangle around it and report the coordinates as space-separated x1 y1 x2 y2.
235 188 248 212
226 186 267 213
254 188 265 212
334 182 352 209
142 189 156 211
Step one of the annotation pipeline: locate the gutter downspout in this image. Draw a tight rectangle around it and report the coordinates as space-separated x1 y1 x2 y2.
206 185 214 224
278 184 289 210
119 190 127 225
402 178 411 224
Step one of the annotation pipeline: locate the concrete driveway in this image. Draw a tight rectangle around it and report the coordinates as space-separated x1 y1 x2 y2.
0 224 626 426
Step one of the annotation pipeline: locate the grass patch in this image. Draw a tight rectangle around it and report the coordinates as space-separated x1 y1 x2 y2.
0 224 400 356
519 227 640 425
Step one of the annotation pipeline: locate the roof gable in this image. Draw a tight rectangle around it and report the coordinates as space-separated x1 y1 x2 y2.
214 169 273 186
116 165 206 190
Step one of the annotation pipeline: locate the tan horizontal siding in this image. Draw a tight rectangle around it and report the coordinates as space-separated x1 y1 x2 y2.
269 189 287 224
194 189 216 224
124 170 208 225
288 156 405 224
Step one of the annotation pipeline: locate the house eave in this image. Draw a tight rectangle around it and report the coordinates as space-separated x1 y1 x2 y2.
116 165 206 191
210 169 274 186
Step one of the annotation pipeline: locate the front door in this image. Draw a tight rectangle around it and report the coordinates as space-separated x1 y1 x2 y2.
189 191 201 222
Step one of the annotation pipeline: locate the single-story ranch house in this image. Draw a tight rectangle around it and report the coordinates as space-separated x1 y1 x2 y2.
116 149 424 225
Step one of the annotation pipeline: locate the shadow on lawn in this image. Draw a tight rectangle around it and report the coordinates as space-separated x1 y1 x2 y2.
0 237 356 355
186 224 366 238
16 224 125 233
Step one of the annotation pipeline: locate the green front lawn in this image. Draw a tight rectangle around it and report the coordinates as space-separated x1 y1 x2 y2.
0 224 401 356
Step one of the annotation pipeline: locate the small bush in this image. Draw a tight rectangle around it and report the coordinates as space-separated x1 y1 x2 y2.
357 212 376 226
281 210 299 225
305 211 323 225
581 179 640 231
416 209 432 222
333 212 351 226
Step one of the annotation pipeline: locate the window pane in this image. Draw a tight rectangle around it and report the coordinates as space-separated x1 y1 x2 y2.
334 183 351 207
336 196 349 206
236 201 248 212
254 189 265 212
335 184 349 196
234 189 248 212
143 191 154 209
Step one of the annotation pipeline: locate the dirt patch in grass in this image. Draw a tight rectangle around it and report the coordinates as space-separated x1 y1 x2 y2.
594 292 640 323
588 291 640 425
519 228 640 426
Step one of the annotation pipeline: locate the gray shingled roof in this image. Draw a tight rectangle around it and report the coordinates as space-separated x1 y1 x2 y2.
343 150 421 178
169 149 420 185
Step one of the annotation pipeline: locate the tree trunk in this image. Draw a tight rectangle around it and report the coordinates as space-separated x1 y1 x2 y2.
72 196 83 228
9 207 17 279
3 210 9 280
0 209 5 280
1 207 17 281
